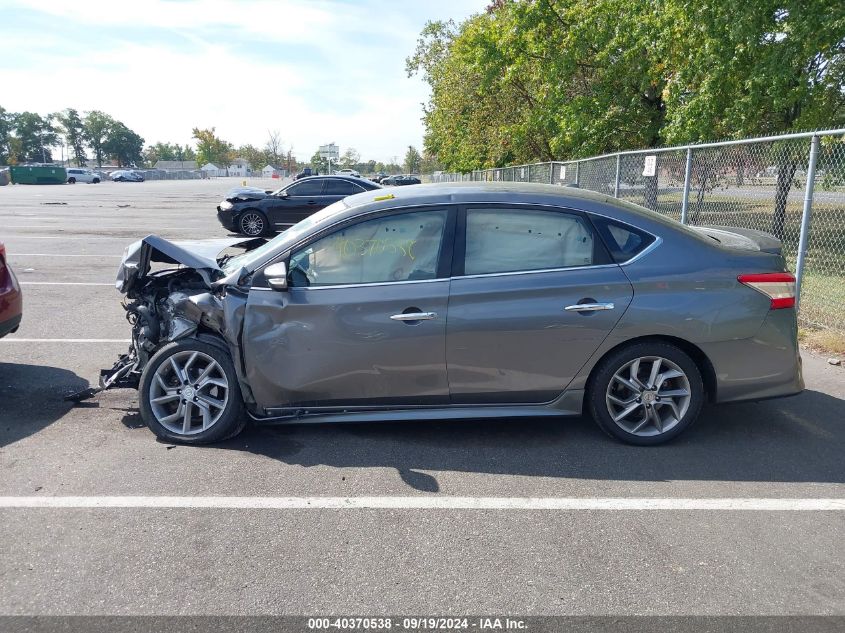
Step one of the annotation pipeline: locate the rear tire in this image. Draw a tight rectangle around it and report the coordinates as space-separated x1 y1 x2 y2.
139 339 245 444
67 177 76 184
587 341 704 445
93 178 100 184
238 210 270 237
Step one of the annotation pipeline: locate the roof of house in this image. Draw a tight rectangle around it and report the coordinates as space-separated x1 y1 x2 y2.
201 163 219 170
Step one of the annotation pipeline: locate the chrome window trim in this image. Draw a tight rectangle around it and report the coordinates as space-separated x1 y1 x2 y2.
250 277 447 292
619 235 663 266
452 263 620 281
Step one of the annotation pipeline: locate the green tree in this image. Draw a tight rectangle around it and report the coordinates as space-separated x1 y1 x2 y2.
13 111 58 163
55 108 86 166
340 147 361 169
192 127 233 167
238 144 269 173
659 0 845 236
0 106 14 164
404 145 422 173
83 111 115 167
103 121 144 167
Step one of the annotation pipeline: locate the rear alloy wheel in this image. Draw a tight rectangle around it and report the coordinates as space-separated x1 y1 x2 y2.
238 211 268 237
139 339 245 444
67 177 76 184
588 342 704 445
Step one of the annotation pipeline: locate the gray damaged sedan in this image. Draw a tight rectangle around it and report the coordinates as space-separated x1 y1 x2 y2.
92 183 803 445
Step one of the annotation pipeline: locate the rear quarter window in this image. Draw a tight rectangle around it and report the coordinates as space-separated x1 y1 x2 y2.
590 216 656 263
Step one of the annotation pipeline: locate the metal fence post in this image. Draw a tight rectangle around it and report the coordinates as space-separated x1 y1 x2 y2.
575 161 580 187
794 135 820 310
680 147 693 224
613 154 621 198
549 162 555 184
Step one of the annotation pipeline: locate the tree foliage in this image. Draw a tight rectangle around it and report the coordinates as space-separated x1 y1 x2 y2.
192 127 234 167
83 111 115 167
408 0 845 171
103 121 144 167
55 109 87 166
404 145 422 173
12 112 59 163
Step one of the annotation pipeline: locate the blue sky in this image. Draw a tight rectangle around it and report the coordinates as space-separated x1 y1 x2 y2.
0 0 484 162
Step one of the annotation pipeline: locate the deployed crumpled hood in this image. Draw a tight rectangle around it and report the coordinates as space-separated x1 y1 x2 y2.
116 235 264 293
225 186 272 202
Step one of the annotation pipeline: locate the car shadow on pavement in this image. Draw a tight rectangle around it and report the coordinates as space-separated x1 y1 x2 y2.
219 388 845 492
0 362 90 447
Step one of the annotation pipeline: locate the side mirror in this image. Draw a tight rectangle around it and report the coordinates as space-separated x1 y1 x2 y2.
264 262 288 290
278 191 289 198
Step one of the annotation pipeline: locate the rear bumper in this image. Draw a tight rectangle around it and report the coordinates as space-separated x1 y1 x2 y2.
0 312 21 338
701 309 804 404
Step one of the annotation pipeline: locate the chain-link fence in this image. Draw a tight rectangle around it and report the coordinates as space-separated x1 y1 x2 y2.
430 130 845 335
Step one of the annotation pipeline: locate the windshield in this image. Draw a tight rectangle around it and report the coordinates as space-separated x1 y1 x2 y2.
221 199 351 274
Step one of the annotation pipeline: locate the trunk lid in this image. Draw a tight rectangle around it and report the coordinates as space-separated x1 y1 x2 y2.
691 225 783 255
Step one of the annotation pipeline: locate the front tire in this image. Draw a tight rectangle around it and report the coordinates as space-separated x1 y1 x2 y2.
238 210 270 237
587 341 704 445
139 339 245 444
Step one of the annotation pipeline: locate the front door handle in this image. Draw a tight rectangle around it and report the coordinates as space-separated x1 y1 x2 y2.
390 312 438 322
564 302 615 312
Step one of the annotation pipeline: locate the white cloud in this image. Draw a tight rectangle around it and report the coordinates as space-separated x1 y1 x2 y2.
0 0 484 162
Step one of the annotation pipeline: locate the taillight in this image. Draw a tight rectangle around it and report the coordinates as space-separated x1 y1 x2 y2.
738 272 796 309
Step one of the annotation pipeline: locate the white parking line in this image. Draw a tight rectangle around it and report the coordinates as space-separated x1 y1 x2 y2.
0 338 129 343
0 497 842 511
19 282 114 286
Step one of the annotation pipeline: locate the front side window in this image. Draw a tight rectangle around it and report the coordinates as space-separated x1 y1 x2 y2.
464 208 595 275
289 210 448 287
286 179 324 197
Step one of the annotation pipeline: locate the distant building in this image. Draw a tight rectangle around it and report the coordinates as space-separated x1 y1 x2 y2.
228 158 249 177
262 164 286 179
154 160 198 171
201 163 220 177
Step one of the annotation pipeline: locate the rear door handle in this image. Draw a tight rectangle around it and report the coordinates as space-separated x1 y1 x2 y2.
564 302 615 312
390 312 438 321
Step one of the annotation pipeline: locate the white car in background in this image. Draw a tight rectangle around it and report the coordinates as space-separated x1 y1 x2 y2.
66 168 101 184
335 168 360 178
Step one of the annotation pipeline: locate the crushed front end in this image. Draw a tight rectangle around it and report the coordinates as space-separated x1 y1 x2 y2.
67 235 263 403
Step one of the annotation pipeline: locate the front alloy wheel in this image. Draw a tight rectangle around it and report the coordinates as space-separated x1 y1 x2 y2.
588 342 704 445
239 211 266 237
139 339 245 443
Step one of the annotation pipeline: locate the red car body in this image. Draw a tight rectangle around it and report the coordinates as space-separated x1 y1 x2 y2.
0 242 22 338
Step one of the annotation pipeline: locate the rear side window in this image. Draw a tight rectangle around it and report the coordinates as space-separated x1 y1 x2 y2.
590 216 655 263
464 208 596 275
324 179 360 195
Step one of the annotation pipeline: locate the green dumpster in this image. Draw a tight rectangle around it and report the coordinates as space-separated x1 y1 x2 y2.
10 164 67 185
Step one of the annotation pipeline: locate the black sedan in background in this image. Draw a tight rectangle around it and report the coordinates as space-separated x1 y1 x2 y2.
216 175 382 236
382 174 422 186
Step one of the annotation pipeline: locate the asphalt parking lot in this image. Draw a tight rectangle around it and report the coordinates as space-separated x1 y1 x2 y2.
0 179 844 617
